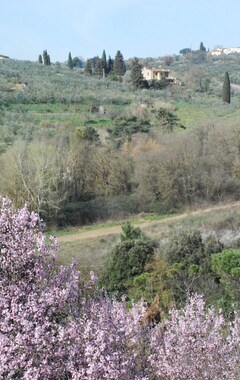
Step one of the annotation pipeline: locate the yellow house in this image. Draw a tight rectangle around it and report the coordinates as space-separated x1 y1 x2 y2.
142 67 170 81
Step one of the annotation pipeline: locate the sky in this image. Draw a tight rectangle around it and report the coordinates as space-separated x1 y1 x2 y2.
1 0 240 62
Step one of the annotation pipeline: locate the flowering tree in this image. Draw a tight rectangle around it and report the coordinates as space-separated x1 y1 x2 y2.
0 197 148 379
149 294 240 380
0 197 239 379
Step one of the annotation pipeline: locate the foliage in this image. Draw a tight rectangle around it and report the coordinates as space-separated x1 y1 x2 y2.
149 294 240 380
179 48 192 55
94 57 103 77
67 52 73 69
101 49 107 74
84 59 92 76
163 229 224 305
72 56 83 68
113 50 126 76
199 41 206 52
223 71 231 103
130 57 148 89
212 249 240 305
0 199 239 379
107 114 150 145
75 125 100 144
154 108 185 131
100 222 156 294
42 50 51 66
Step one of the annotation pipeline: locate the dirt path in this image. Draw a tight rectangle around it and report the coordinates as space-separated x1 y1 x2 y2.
58 201 240 243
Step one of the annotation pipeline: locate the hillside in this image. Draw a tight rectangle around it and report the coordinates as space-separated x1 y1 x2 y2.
1 55 240 226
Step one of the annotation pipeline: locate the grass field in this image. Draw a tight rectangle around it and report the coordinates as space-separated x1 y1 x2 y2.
56 201 240 276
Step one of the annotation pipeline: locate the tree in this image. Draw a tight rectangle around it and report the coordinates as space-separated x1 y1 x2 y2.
199 41 207 52
84 59 92 76
76 125 100 144
72 56 83 68
38 54 43 64
94 57 104 77
43 49 51 66
0 198 147 379
179 48 192 55
113 50 126 76
149 294 240 380
223 71 231 103
130 57 148 89
163 55 174 66
100 222 155 294
0 141 65 220
101 49 107 75
212 249 240 306
107 55 114 73
67 52 73 69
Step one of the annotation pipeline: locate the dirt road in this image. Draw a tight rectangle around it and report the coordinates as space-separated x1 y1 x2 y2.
58 201 240 243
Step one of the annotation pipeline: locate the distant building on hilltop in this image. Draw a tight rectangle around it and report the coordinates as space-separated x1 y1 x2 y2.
209 47 240 56
0 54 9 59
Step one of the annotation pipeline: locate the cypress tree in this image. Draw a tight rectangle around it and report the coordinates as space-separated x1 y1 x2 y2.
38 54 43 64
223 71 231 103
107 55 114 73
101 49 107 74
68 52 73 69
199 41 206 52
130 57 148 89
43 50 51 66
113 50 126 76
43 50 48 65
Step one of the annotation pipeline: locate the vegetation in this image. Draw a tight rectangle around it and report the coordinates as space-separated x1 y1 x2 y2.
113 50 126 76
223 71 231 103
130 57 147 89
100 222 155 294
67 52 73 69
0 198 239 379
1 45 240 376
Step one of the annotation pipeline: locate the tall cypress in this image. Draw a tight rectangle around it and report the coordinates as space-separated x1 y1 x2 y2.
68 52 73 69
43 50 51 66
223 72 231 104
38 54 43 64
113 50 126 76
107 55 114 73
101 49 107 74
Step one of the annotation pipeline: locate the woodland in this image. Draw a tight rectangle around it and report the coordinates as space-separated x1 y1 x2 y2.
0 47 240 378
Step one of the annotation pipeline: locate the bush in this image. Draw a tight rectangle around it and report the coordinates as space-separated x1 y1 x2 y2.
100 222 156 294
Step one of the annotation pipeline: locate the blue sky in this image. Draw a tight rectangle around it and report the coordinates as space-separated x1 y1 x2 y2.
1 0 240 62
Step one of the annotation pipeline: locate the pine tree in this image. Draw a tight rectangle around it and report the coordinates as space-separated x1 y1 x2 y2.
38 54 43 64
223 71 231 103
84 59 92 76
130 57 147 89
113 50 126 76
68 52 73 69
